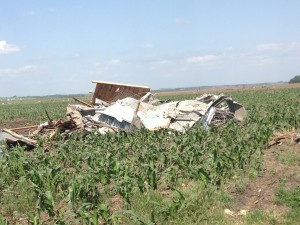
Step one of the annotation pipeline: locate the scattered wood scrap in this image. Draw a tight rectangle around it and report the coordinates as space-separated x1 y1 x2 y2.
269 131 300 147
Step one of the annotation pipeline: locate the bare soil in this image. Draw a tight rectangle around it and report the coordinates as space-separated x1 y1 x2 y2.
0 118 35 129
229 139 300 213
0 119 37 136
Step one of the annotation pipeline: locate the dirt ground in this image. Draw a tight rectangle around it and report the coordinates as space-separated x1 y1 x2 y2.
229 134 300 213
0 119 32 129
0 119 37 136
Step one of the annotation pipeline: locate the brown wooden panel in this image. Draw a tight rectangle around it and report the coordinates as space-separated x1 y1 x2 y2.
92 81 150 104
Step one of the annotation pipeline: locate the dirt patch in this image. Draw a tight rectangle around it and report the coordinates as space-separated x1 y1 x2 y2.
0 119 37 136
229 140 300 212
0 119 34 129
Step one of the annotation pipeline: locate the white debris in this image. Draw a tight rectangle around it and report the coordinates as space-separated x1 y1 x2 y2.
224 209 235 217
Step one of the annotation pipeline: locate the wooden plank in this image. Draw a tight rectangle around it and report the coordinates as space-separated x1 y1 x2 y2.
92 80 150 104
73 97 93 107
10 125 39 131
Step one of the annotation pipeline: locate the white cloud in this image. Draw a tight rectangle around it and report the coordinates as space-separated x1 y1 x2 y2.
252 42 300 65
186 55 218 63
256 42 300 53
0 65 37 76
256 43 283 51
0 40 20 54
249 55 276 66
22 10 37 16
108 59 121 65
175 18 190 25
141 43 153 48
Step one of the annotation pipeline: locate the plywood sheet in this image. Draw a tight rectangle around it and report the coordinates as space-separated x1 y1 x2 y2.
92 80 150 104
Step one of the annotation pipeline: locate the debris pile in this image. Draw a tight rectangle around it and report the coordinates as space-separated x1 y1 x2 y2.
0 81 246 149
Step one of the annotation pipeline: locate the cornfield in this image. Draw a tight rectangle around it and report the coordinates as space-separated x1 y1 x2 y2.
0 87 299 224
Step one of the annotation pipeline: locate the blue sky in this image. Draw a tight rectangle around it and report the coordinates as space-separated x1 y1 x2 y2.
1 0 300 96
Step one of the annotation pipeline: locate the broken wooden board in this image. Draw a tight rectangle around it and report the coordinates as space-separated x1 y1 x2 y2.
91 80 150 104
0 129 37 147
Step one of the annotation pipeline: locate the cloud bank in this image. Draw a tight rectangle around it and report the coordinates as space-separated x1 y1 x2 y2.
0 40 20 54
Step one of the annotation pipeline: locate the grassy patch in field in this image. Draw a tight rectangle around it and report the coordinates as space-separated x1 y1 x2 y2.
117 183 233 225
243 210 284 225
275 145 300 166
274 183 300 224
0 178 36 224
275 184 300 208
0 97 80 124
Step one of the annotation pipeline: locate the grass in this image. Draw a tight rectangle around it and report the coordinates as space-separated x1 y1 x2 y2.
233 177 249 194
276 145 300 166
275 184 300 208
0 178 36 224
274 183 300 224
117 183 234 225
0 97 85 124
244 210 284 225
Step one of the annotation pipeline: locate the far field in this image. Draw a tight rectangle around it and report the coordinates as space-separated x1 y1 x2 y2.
156 82 300 97
0 83 299 224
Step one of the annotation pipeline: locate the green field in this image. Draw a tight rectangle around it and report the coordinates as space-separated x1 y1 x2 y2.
0 88 300 224
0 98 79 125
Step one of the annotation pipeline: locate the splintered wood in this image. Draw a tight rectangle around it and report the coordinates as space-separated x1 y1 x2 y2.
269 131 300 146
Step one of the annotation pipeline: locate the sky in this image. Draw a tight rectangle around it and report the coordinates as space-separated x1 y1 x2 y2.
1 0 300 97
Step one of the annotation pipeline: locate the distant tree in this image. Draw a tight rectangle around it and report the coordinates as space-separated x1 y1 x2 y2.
289 75 300 83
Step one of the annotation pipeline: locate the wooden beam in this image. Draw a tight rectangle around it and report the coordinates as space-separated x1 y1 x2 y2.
9 125 39 131
73 97 93 107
